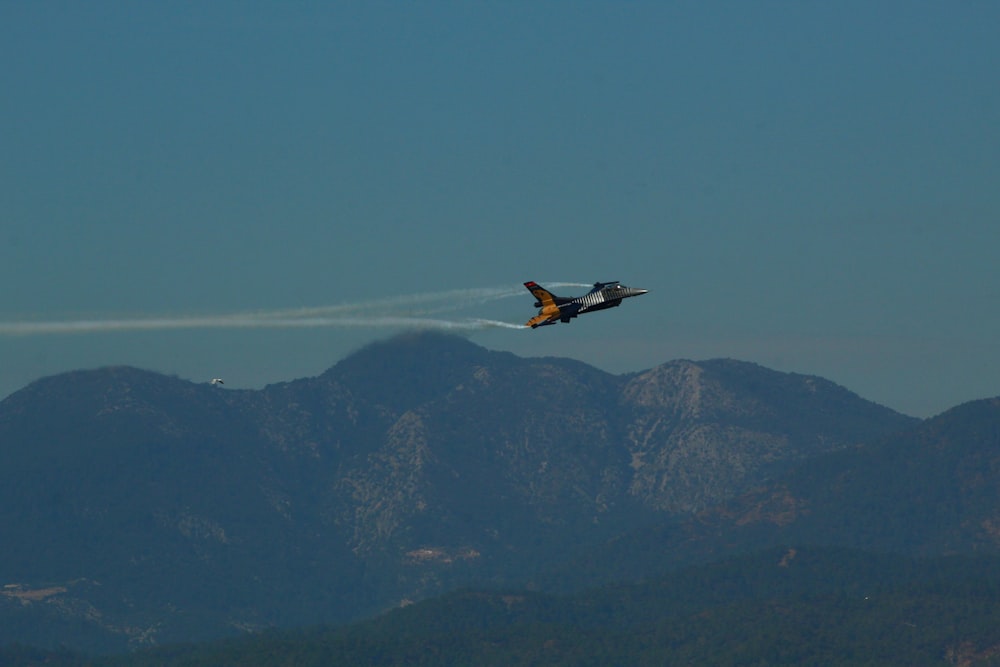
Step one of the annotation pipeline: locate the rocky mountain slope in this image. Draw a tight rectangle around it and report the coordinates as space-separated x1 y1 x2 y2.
553 396 1000 588
0 332 918 651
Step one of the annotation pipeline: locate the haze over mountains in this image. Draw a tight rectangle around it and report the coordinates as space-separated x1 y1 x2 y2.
2 332 998 657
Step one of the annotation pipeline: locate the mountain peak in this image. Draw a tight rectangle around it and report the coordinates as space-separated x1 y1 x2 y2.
322 332 509 413
1 365 202 420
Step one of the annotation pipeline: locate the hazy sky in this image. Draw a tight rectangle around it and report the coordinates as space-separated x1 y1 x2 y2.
2 2 998 417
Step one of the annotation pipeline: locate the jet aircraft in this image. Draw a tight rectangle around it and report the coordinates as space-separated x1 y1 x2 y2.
523 280 648 328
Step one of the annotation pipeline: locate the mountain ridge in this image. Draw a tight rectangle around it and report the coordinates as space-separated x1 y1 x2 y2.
0 332 939 651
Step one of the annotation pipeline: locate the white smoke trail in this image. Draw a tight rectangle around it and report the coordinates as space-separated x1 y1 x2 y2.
0 283 590 336
0 314 528 335
254 288 517 321
0 314 530 335
253 282 590 319
259 316 527 331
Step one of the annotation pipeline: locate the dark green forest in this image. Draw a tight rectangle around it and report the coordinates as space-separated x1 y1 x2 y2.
6 547 1000 666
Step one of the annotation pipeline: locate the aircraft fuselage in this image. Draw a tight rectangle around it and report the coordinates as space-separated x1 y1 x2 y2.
524 281 648 328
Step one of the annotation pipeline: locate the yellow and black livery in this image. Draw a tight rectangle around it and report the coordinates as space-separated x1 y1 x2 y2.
523 280 649 328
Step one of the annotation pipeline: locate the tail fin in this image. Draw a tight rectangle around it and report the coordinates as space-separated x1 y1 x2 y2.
524 281 557 308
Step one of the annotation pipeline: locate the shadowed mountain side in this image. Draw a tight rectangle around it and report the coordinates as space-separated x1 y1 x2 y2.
0 332 919 651
0 367 368 646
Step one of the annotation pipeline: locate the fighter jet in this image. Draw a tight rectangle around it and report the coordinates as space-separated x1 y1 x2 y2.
524 280 649 328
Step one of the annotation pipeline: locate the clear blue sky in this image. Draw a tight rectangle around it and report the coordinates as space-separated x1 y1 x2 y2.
2 2 998 417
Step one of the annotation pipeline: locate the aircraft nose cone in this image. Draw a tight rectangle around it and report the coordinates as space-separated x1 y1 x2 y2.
630 288 649 296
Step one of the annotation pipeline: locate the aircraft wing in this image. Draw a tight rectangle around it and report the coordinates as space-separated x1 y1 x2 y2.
525 312 558 328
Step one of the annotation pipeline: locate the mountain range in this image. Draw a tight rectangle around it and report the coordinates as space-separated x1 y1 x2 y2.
2 331 997 656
